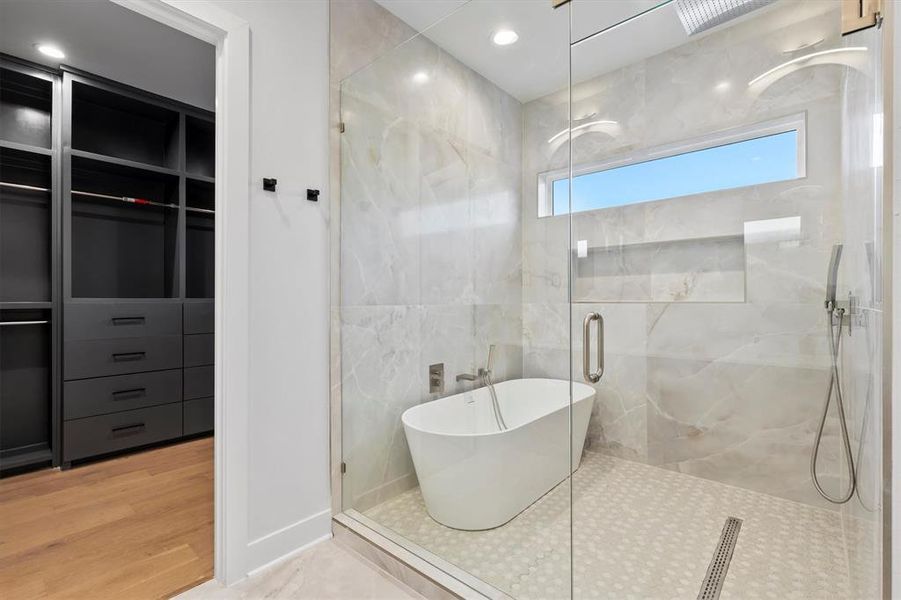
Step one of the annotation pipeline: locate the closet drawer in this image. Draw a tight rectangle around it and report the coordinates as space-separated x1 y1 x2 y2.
65 302 182 340
184 334 213 367
64 369 182 420
63 403 182 462
184 366 213 400
184 301 213 334
64 336 182 380
183 397 214 435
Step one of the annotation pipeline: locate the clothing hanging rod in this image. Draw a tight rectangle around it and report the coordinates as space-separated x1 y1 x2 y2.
71 190 215 214
0 181 51 193
2 182 215 214
0 320 50 326
72 190 179 211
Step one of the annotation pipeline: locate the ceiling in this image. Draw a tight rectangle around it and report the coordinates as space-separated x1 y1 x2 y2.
0 0 215 111
374 0 693 103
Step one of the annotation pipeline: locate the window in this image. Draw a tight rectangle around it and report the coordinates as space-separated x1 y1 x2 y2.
539 114 806 217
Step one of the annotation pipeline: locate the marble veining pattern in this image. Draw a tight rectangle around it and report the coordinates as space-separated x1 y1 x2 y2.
332 0 882 597
367 452 853 600
520 0 852 512
339 20 523 510
176 540 422 600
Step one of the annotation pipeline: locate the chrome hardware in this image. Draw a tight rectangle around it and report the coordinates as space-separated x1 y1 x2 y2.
429 363 445 394
456 366 491 382
811 242 856 504
485 344 496 377
456 345 507 430
582 312 604 384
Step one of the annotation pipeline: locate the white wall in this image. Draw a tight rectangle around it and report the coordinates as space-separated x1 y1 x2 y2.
206 0 331 576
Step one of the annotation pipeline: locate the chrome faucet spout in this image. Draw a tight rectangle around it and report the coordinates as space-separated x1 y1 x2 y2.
455 373 478 382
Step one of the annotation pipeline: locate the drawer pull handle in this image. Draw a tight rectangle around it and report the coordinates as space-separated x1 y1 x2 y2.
110 423 146 437
112 351 146 362
111 388 147 401
112 316 145 326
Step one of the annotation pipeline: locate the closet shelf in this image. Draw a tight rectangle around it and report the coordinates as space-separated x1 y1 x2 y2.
0 181 51 193
0 301 52 310
0 446 53 471
70 149 180 178
0 139 53 156
187 173 215 184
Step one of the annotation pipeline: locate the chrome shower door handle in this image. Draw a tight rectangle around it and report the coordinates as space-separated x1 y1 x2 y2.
582 312 604 383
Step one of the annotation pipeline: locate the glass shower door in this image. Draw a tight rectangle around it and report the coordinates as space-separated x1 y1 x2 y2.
338 1 575 598
567 0 884 597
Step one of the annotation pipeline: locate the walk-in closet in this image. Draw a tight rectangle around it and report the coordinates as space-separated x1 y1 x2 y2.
0 1 217 594
1 58 216 472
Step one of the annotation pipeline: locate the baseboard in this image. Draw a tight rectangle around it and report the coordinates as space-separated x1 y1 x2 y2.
246 508 332 576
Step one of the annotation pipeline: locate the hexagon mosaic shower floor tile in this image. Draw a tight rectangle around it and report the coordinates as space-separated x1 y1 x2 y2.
366 452 874 600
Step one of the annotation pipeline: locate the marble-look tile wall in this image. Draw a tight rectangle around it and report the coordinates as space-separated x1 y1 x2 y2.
522 1 854 509
337 18 523 511
329 0 421 518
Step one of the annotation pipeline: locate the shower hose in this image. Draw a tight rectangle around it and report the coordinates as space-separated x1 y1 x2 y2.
485 372 507 431
810 306 857 504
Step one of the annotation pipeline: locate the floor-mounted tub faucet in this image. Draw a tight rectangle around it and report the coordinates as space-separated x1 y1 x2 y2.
456 345 507 430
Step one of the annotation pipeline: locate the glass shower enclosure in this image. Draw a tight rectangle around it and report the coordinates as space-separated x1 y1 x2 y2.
335 1 887 597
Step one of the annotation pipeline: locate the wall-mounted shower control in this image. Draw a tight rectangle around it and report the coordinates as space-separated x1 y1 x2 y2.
429 363 444 394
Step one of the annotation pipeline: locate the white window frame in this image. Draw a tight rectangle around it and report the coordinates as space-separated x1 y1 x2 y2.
537 112 807 218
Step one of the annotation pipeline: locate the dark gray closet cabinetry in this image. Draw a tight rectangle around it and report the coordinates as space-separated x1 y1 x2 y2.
61 70 214 467
62 302 185 461
183 301 213 435
0 60 61 475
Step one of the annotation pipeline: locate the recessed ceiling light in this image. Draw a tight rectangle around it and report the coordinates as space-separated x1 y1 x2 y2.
714 81 731 93
35 43 65 60
412 71 429 84
492 29 518 46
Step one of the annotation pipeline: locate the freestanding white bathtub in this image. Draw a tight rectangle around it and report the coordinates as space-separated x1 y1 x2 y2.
401 378 595 530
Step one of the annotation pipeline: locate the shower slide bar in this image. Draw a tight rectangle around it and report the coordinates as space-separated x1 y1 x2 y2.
0 181 215 214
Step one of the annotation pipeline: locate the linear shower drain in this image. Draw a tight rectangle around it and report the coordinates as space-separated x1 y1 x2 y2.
697 516 743 600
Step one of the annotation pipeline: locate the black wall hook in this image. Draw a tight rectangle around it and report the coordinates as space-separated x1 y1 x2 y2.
263 178 277 192
307 189 320 202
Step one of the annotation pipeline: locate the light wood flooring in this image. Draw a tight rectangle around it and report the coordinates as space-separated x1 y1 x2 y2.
0 437 213 599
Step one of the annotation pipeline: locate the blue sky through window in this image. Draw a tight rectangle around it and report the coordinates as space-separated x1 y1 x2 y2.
552 130 800 216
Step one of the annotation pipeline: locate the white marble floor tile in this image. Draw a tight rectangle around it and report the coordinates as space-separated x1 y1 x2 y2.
176 539 423 600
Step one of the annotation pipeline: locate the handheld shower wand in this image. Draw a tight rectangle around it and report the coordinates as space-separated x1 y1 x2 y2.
483 345 507 431
810 243 857 504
